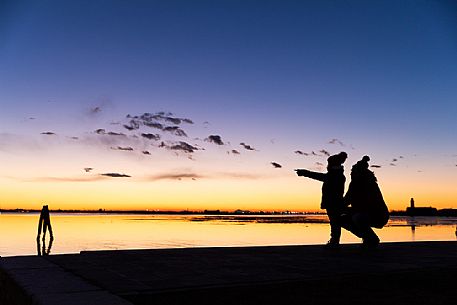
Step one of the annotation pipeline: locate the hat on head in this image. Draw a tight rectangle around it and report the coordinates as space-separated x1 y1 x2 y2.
327 151 348 166
354 155 370 170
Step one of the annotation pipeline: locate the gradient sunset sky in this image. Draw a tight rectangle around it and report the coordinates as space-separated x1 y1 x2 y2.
1 0 456 211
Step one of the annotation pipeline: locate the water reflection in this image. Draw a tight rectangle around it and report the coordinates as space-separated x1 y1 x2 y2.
2 213 457 257
410 224 416 240
37 236 53 256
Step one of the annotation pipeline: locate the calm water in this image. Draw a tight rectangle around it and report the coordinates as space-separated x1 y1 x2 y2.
1 213 456 257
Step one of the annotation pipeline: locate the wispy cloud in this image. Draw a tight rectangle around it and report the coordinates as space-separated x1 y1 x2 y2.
123 119 141 131
319 149 330 157
271 162 282 168
163 126 187 137
144 122 164 130
86 97 112 117
205 135 224 145
329 138 345 146
240 142 256 151
294 150 309 156
90 106 102 114
95 129 126 137
123 112 194 134
112 146 134 151
146 172 203 181
139 112 194 125
141 133 161 141
167 141 199 153
143 170 264 181
101 173 131 178
107 132 126 137
217 172 264 179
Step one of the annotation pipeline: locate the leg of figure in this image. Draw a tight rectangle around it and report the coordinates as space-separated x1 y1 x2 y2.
327 212 341 244
352 213 379 246
340 212 363 238
324 209 342 249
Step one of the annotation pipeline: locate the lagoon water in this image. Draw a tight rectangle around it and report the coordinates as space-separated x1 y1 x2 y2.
1 213 456 257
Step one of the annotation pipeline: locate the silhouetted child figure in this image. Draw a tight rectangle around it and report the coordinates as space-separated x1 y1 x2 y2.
296 152 348 248
37 205 54 241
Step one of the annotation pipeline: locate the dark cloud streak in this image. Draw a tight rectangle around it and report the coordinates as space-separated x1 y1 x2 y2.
101 173 131 178
112 146 134 151
141 133 160 141
329 139 345 146
205 135 224 145
294 150 309 156
240 142 256 151
319 149 330 157
271 162 282 168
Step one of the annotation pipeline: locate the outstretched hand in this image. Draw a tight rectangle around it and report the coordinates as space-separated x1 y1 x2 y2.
295 169 309 177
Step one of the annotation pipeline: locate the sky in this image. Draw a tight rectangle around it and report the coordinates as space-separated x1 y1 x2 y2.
1 0 456 211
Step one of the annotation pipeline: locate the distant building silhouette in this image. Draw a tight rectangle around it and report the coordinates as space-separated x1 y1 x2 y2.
406 198 437 216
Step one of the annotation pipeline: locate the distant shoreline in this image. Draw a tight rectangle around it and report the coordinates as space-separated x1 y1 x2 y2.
0 209 325 216
1 208 457 217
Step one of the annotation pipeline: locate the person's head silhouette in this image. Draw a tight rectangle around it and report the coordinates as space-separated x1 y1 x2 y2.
327 151 347 169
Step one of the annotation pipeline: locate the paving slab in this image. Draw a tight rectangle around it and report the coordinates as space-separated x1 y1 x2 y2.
0 256 132 305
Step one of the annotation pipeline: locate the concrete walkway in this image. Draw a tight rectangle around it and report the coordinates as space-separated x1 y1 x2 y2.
1 241 457 305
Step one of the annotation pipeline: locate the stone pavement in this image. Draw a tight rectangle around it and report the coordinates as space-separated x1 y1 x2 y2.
1 241 457 305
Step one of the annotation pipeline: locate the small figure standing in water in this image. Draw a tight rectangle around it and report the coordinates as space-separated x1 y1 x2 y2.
296 152 348 248
37 205 54 241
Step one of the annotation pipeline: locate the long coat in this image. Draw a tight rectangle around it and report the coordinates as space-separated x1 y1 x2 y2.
344 171 389 228
300 168 346 211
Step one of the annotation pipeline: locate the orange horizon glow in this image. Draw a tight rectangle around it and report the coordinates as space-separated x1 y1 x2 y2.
1 171 456 212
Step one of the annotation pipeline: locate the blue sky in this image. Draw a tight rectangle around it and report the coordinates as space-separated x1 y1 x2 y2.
1 0 456 210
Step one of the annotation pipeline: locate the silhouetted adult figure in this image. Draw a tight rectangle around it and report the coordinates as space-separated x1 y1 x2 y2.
37 205 54 241
296 152 348 248
342 156 389 248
